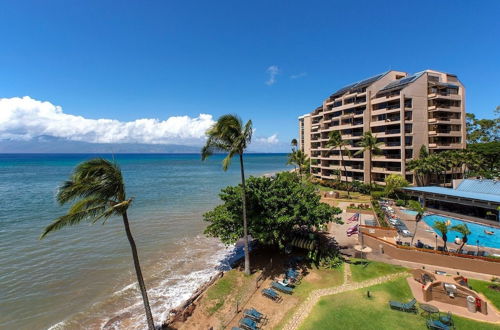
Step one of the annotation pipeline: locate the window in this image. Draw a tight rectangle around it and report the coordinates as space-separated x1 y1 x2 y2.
404 124 413 133
428 75 440 82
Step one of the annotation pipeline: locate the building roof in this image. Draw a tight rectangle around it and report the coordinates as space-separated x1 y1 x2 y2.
403 184 500 204
329 72 387 99
456 179 500 196
379 72 425 92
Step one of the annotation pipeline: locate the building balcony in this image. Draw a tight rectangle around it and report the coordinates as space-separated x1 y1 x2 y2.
373 129 401 138
372 154 402 161
428 117 461 124
372 167 402 173
428 130 462 136
371 107 401 115
428 143 463 149
370 119 401 127
371 94 400 105
428 93 461 100
428 105 461 112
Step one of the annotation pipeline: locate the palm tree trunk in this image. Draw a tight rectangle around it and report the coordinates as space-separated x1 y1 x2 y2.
340 148 350 197
122 212 155 330
410 221 419 246
368 151 373 190
239 153 251 275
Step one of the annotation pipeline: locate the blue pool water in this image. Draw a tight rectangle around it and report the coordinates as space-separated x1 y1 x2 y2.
402 209 418 216
423 214 499 249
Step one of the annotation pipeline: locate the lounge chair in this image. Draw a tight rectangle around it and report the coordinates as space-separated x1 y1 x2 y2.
244 308 264 322
426 319 453 330
262 288 281 301
388 298 417 313
439 312 454 326
286 268 299 280
239 317 259 330
272 281 293 294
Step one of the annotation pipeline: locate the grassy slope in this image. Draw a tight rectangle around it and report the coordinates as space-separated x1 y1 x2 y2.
204 269 256 315
350 258 408 282
468 279 500 311
299 277 498 330
274 265 344 329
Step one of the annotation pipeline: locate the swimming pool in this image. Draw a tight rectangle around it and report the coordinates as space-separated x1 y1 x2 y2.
402 209 418 216
423 214 499 249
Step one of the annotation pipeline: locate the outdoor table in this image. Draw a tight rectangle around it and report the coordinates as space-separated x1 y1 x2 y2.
420 303 439 319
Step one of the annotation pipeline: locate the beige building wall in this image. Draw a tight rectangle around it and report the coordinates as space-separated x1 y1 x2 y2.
298 114 311 157
303 69 466 185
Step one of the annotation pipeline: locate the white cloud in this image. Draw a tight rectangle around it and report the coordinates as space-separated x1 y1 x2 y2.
256 133 279 144
290 72 307 79
0 96 215 145
265 65 279 85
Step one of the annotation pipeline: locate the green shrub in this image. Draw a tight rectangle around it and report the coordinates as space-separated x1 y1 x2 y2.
395 199 405 206
371 191 385 199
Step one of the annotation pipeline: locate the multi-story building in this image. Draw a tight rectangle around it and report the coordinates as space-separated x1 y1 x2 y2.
299 70 466 185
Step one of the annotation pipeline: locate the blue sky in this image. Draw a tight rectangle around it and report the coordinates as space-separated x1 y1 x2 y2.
0 1 499 151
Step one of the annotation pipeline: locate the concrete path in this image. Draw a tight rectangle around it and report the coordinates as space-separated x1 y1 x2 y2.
282 267 408 330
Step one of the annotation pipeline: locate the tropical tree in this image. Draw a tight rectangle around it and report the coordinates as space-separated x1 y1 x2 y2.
201 114 253 275
384 174 409 199
291 138 298 150
354 131 383 188
288 149 309 177
408 200 426 246
407 146 436 186
451 223 471 253
327 130 352 197
204 172 342 248
433 220 450 251
40 158 155 329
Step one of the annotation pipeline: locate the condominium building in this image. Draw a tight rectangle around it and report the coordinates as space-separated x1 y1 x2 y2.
299 70 466 185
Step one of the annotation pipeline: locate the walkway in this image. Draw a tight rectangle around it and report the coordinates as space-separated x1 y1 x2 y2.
282 263 408 330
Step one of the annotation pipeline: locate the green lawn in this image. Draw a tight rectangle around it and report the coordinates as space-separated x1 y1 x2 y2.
468 279 500 311
350 258 408 282
274 265 344 329
204 269 256 315
299 277 498 330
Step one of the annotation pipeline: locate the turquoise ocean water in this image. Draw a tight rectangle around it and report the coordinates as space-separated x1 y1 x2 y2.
0 153 290 329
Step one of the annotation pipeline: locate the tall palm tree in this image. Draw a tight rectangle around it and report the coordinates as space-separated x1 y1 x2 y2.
451 223 471 253
291 138 298 151
202 114 253 275
327 130 352 197
354 131 383 188
40 158 155 329
433 220 450 252
408 200 426 246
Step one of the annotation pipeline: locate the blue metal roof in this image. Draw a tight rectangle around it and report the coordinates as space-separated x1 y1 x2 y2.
403 186 500 204
456 179 500 196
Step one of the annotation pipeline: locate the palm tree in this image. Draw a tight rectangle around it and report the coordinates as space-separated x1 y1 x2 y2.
287 149 298 173
433 220 450 251
451 224 471 253
354 131 382 189
327 130 352 197
202 114 253 275
40 158 155 329
291 138 298 151
408 200 426 246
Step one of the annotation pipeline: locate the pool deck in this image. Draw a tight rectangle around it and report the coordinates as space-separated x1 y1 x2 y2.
395 208 500 256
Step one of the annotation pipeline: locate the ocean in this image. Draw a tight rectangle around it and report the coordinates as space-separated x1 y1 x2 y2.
0 153 290 329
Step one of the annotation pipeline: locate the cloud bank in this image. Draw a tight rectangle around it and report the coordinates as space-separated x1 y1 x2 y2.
0 96 215 145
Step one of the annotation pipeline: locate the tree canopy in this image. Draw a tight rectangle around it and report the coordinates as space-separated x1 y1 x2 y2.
203 172 341 248
466 107 499 144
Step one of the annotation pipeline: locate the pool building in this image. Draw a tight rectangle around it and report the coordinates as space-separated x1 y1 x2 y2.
404 179 500 225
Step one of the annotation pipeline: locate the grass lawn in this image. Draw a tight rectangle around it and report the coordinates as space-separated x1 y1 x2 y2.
468 279 500 311
274 265 344 329
204 269 256 315
350 258 408 282
314 184 370 202
299 277 499 330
